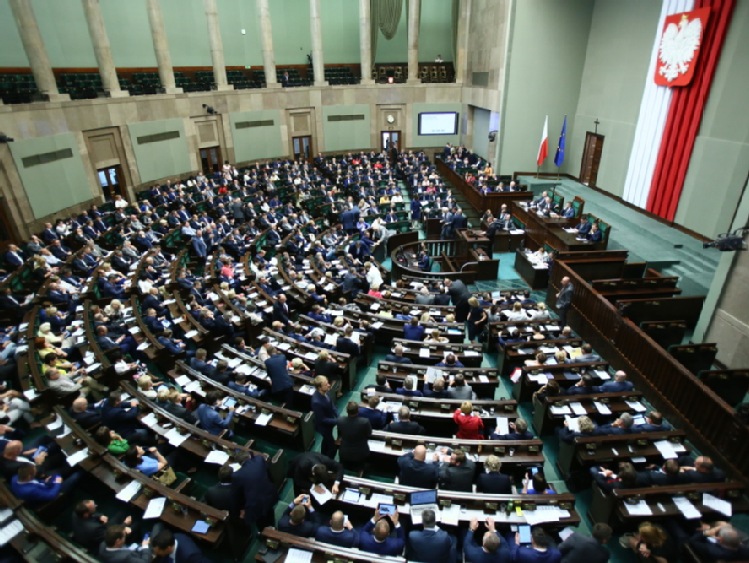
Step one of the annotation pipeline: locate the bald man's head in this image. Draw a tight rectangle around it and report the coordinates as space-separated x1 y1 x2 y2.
4 441 23 457
330 511 345 531
413 445 427 461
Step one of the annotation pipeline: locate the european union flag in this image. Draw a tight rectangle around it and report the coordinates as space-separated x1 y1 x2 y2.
554 116 567 168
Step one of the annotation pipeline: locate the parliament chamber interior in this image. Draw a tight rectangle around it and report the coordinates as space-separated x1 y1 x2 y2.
0 0 748 562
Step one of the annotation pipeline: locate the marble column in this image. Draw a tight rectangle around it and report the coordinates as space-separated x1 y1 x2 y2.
8 0 69 101
454 0 471 84
358 0 374 84
203 0 232 91
309 0 327 86
407 0 421 84
257 0 279 87
81 0 128 97
145 0 181 94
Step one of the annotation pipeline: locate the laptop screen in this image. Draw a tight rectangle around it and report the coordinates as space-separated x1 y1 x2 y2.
410 489 438 506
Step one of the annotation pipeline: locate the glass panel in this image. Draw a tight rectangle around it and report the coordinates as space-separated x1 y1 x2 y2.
98 171 109 187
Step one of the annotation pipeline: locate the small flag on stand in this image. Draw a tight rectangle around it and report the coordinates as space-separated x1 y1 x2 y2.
554 116 567 168
536 115 549 167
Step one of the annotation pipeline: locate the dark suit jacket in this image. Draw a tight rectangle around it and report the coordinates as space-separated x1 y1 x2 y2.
290 452 343 493
311 391 338 435
559 532 609 563
336 336 360 356
204 482 242 519
384 420 424 435
439 461 476 492
232 455 278 526
265 354 293 393
336 416 372 463
463 529 509 563
358 406 388 430
152 533 211 563
278 506 318 538
359 519 405 556
397 452 439 488
688 531 749 561
407 527 456 563
476 471 512 494
272 302 290 324
315 526 359 548
98 545 152 563
448 280 471 306
72 513 107 553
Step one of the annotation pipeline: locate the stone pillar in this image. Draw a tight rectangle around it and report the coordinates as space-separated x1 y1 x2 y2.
81 0 128 97
8 0 69 101
454 0 471 84
203 0 232 91
358 0 374 84
257 0 279 87
309 0 327 86
407 0 421 84
145 0 181 94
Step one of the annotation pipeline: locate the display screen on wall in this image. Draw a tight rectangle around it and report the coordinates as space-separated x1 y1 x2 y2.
418 112 459 135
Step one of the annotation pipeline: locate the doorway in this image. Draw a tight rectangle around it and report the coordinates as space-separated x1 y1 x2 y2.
97 165 124 201
200 146 222 175
292 136 312 161
381 131 401 152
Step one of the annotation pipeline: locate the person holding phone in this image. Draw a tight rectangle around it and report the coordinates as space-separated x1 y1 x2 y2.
359 505 405 556
278 494 318 538
464 517 509 562
195 390 236 437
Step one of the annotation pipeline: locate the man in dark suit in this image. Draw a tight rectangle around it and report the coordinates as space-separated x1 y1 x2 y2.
232 451 278 532
464 517 509 563
558 524 611 563
384 344 412 364
687 523 749 562
403 318 425 341
636 459 681 486
336 401 372 471
506 527 561 562
384 406 424 435
265 348 294 406
278 494 319 538
272 294 291 325
3 245 24 269
72 499 135 555
476 455 512 494
316 510 359 548
407 509 456 563
99 524 151 562
439 449 476 492
678 455 726 484
592 370 634 393
451 208 468 231
555 276 574 326
397 445 439 489
151 528 211 563
335 326 360 357
445 278 472 322
311 375 338 459
191 232 207 258
359 507 405 556
289 451 343 496
203 465 242 520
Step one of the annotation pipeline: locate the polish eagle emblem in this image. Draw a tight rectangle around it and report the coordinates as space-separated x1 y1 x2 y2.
655 9 709 86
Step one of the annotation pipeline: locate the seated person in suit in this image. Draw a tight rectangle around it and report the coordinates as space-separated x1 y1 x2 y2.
446 373 475 400
406 508 457 563
359 506 405 556
99 524 151 563
424 377 449 398
315 510 359 548
593 370 634 393
678 455 726 484
476 455 512 494
619 521 677 563
11 463 82 508
586 222 603 242
574 218 592 235
395 375 424 398
358 396 388 430
336 326 361 356
437 353 465 370
403 318 426 341
589 461 638 493
559 415 598 444
632 410 672 432
151 528 211 563
596 412 634 435
561 201 576 219
384 345 412 364
506 527 562 563
636 458 681 487
522 471 556 495
278 494 319 537
688 522 749 562
491 418 534 441
384 406 425 435
439 448 476 492
397 445 439 489
464 517 509 563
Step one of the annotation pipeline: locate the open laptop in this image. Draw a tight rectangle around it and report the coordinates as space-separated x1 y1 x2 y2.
409 489 439 524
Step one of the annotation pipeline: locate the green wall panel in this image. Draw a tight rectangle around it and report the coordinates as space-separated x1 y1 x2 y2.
161 0 211 67
219 0 263 67
0 1 28 67
321 0 360 64
412 103 463 147
229 110 285 162
268 0 311 66
101 0 156 68
472 107 491 161
10 133 93 219
127 119 192 183
418 0 454 62
31 0 96 67
375 1 408 63
322 105 371 152
498 0 593 175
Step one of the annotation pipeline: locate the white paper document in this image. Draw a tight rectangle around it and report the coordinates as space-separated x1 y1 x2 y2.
496 417 509 436
205 450 230 465
593 402 612 415
286 548 313 563
673 496 702 519
165 427 189 446
625 400 647 412
341 489 363 503
550 405 572 415
570 402 587 416
65 448 89 466
0 519 24 547
310 484 334 505
143 497 167 519
703 493 732 517
255 412 273 426
439 504 461 526
115 481 141 502
653 439 678 459
624 500 652 516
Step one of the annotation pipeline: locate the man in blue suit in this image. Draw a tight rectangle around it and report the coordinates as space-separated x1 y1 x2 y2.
359 507 405 557
407 509 456 563
593 370 634 393
506 527 561 563
151 528 211 562
265 348 294 406
311 375 338 459
315 510 359 548
463 517 510 563
191 231 207 258
687 523 749 562
232 450 278 533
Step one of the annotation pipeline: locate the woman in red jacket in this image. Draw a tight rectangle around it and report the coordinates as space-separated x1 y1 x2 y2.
453 401 484 440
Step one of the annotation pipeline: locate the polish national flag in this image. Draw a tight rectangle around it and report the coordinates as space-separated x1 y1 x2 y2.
537 115 549 167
